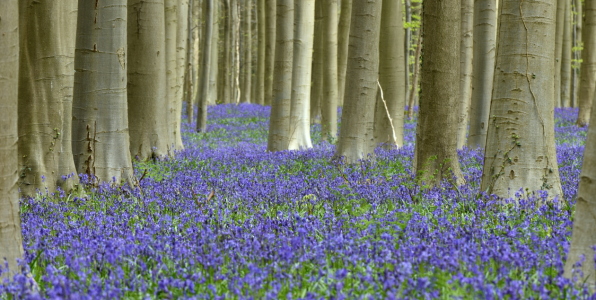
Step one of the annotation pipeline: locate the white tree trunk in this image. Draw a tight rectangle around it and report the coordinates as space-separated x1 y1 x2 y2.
456 0 474 149
577 1 596 126
321 0 339 141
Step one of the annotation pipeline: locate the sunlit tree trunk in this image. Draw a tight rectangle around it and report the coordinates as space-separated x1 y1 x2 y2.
18 0 79 196
456 0 474 149
267 0 294 152
554 0 565 108
185 0 195 122
128 0 170 160
415 0 464 186
321 0 339 141
241 0 252 103
0 0 24 277
219 0 232 103
374 0 405 148
256 0 266 105
577 2 596 126
208 1 219 104
337 0 352 107
481 0 562 200
335 0 382 162
265 0 276 106
310 1 323 124
571 0 582 108
197 0 214 132
561 0 572 107
175 0 189 147
165 0 180 149
288 0 315 150
72 0 134 185
467 0 497 149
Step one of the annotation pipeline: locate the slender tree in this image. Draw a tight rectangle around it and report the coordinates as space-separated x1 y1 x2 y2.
241 0 253 103
481 0 563 200
571 0 582 107
288 0 315 150
415 0 464 186
197 0 215 132
577 2 596 126
561 0 572 107
174 0 189 147
256 0 266 105
467 0 497 149
18 0 79 196
374 0 405 148
337 0 352 107
265 0 276 106
72 0 134 185
165 0 182 150
554 0 565 107
320 0 339 141
335 0 382 162
0 0 24 277
456 0 474 149
208 1 220 104
310 1 323 124
267 0 294 152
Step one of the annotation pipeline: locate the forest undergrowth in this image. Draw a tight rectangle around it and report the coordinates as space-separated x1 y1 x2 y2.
0 104 592 299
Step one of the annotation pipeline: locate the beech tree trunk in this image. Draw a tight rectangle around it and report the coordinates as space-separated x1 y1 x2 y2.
197 0 215 132
310 1 323 124
481 0 563 200
241 0 252 103
165 0 181 149
127 0 170 160
264 0 276 106
415 0 464 186
335 0 382 162
0 0 24 277
288 0 315 150
267 0 294 152
467 0 497 149
456 0 474 149
577 2 596 127
72 0 134 185
175 0 189 147
207 1 219 105
571 0 582 108
555 0 565 108
320 0 339 141
18 0 79 196
337 0 352 107
561 0 572 107
256 0 266 105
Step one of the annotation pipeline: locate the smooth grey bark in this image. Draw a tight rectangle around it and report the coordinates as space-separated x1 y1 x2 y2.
72 0 134 185
241 0 253 103
207 0 219 105
374 0 405 148
561 0 572 107
175 0 189 147
0 0 24 277
456 0 474 149
335 0 382 162
467 0 497 149
554 0 565 108
310 1 323 124
404 0 411 102
407 33 422 119
321 0 339 141
337 0 352 107
165 0 180 149
287 0 315 150
127 0 170 160
185 0 195 123
197 0 214 132
18 0 80 196
267 0 294 152
256 0 266 105
265 0 276 106
415 0 464 186
219 0 232 104
481 0 563 200
571 0 582 107
577 2 596 126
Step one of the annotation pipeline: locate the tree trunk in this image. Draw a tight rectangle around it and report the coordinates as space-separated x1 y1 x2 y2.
72 0 134 185
456 0 474 149
165 0 180 149
175 0 189 146
321 0 339 141
467 0 497 149
241 0 253 103
256 0 266 105
404 0 412 102
310 1 323 124
335 0 382 162
337 0 352 107
18 0 79 196
481 0 563 201
219 0 232 104
267 0 294 152
264 0 276 106
128 0 170 160
561 0 572 107
407 33 422 119
197 0 215 132
208 1 219 105
374 0 405 148
0 0 24 277
571 0 582 108
232 0 241 104
185 0 195 122
577 2 596 126
555 0 565 108
415 0 464 186
288 0 315 150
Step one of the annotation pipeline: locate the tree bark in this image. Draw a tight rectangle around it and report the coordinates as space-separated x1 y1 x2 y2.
481 0 563 201
407 33 422 119
310 1 323 124
267 0 294 152
571 0 582 108
337 0 352 107
165 0 180 149
256 0 266 105
72 0 134 185
374 0 405 148
0 0 24 277
288 0 315 150
219 0 232 104
415 0 464 186
208 1 219 105
241 0 253 103
197 0 214 132
127 0 170 160
456 0 474 149
577 1 596 127
555 0 565 108
561 0 572 107
321 0 339 141
264 0 276 106
467 0 497 149
18 0 80 196
335 0 382 162
174 0 189 146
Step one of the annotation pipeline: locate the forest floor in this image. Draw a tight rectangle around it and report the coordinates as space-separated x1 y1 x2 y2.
1 105 592 299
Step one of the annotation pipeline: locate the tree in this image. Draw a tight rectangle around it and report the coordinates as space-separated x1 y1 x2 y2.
335 0 382 162
127 0 171 160
165 0 183 150
267 0 294 152
18 0 80 196
197 0 215 132
577 2 596 126
467 0 497 149
175 0 189 148
0 0 24 277
415 0 464 186
321 0 339 141
480 0 563 200
374 0 405 148
560 0 572 107
241 0 253 104
310 1 323 124
72 0 134 185
207 0 220 105
337 0 352 107
264 0 276 106
456 0 474 149
256 0 266 105
554 0 565 107
287 0 315 150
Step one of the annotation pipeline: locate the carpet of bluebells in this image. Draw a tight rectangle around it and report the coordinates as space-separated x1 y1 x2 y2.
1 104 592 299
